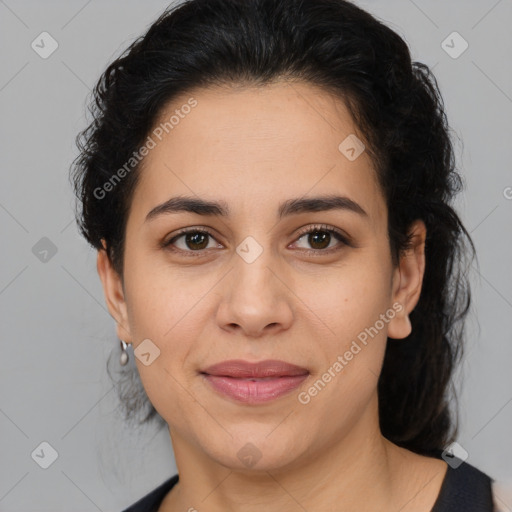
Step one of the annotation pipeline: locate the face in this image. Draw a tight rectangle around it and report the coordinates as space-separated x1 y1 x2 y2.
98 80 425 472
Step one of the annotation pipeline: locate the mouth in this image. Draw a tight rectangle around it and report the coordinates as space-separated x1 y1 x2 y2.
200 359 309 403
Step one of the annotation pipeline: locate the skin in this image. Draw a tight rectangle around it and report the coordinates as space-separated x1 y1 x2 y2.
97 80 448 511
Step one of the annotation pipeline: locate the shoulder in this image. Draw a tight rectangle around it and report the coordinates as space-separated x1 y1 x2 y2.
121 474 179 512
492 479 512 512
389 443 497 512
431 456 495 512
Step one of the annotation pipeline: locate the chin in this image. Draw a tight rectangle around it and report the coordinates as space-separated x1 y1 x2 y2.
201 431 307 473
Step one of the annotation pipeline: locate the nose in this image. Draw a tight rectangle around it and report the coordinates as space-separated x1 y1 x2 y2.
215 248 294 338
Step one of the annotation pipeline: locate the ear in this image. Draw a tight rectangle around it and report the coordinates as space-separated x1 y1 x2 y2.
96 239 133 343
387 219 427 340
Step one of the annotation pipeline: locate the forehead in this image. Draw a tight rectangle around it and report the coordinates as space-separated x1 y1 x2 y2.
130 80 385 227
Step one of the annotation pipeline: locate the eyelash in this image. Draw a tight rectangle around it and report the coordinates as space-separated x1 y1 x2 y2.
162 224 351 258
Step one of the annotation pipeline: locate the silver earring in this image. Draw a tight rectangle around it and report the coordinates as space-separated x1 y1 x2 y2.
119 339 129 366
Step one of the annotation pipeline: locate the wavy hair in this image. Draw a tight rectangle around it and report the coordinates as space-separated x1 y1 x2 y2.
70 0 476 456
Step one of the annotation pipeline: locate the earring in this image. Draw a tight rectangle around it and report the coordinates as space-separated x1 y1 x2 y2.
119 339 129 366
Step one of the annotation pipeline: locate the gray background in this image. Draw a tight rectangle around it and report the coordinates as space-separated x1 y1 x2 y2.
0 0 511 510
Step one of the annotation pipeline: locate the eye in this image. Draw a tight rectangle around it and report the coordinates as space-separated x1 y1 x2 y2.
162 224 350 257
162 228 221 256
290 224 350 255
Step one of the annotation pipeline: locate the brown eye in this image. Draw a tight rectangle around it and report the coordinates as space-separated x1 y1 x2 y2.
306 231 331 250
292 225 349 254
182 231 210 250
162 224 350 258
163 228 219 255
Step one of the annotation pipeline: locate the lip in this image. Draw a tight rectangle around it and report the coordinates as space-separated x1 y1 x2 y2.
201 359 309 404
202 359 309 378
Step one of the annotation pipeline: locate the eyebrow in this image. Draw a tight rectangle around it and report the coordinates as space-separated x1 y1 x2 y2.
144 194 368 223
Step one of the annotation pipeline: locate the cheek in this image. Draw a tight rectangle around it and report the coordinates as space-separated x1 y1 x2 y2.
298 289 389 431
300 265 391 340
124 267 202 423
123 256 209 339
297 265 392 395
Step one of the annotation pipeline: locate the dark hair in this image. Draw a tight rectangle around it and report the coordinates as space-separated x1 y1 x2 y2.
71 0 477 456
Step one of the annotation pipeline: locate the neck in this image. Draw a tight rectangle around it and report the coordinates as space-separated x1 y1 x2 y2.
160 394 420 512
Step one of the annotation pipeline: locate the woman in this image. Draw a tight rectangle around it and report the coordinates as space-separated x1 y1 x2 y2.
70 0 498 510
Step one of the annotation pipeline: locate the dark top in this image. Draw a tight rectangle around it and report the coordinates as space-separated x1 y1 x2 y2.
122 456 495 512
